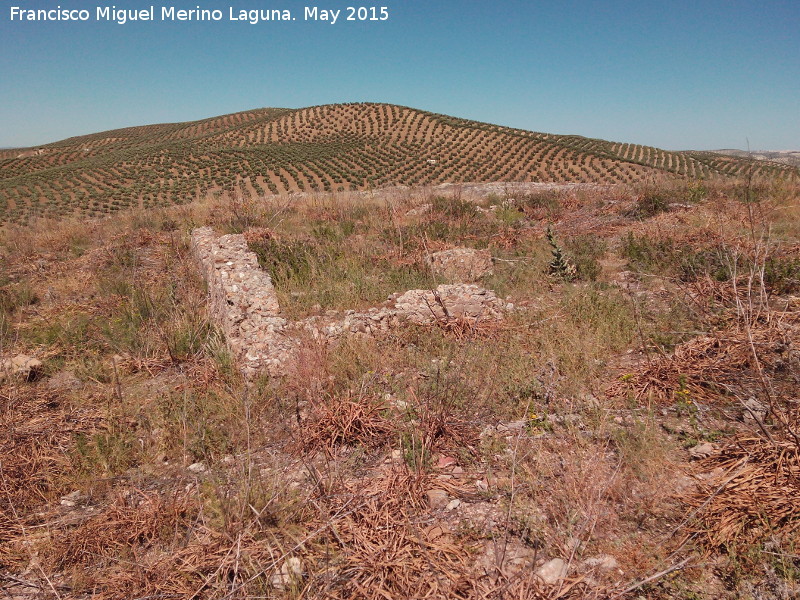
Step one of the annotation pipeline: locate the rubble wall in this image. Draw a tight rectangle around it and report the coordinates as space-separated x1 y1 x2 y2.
191 227 508 377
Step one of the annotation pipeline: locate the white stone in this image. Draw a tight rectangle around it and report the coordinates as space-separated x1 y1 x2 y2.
270 556 302 590
583 554 619 571
60 490 85 507
535 558 568 585
0 354 43 382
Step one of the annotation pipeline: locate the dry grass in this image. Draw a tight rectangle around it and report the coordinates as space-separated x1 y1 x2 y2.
297 391 395 458
683 436 800 551
304 466 474 599
606 308 799 406
1 179 799 599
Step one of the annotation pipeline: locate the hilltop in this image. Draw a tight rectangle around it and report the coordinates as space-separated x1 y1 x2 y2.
1 164 799 596
1 103 796 224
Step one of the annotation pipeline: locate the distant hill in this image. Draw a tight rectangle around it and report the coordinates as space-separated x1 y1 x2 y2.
713 149 800 168
1 103 796 223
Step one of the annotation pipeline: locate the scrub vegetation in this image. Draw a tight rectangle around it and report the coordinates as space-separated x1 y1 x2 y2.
1 114 799 598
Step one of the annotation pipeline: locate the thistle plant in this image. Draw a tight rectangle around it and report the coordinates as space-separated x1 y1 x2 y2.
546 226 577 281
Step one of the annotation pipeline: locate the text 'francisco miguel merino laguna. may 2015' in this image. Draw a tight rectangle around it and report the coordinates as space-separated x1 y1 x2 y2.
8 5 390 25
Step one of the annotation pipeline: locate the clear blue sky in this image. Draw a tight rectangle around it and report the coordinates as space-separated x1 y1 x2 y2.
1 0 798 150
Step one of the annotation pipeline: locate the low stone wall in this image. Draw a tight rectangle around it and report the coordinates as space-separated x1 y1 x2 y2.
191 228 508 377
191 227 291 376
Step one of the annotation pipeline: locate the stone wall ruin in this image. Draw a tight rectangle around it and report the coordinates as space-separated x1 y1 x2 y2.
191 227 508 377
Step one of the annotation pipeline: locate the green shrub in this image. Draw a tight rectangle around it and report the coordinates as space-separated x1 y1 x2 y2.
764 255 800 294
546 227 577 281
628 188 670 219
430 195 478 220
621 232 675 274
676 247 733 283
518 191 562 220
564 235 606 281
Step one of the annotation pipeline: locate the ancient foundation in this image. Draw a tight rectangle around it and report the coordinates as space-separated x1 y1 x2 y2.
191 227 508 377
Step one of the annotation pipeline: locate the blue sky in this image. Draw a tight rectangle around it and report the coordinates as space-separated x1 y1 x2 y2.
1 0 798 150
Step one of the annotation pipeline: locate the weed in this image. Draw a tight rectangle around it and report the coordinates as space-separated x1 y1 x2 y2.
546 226 577 281
156 388 237 462
430 194 477 220
621 231 736 282
628 186 671 219
621 231 674 274
518 190 563 220
564 234 607 281
0 282 39 313
764 255 800 294
72 427 139 477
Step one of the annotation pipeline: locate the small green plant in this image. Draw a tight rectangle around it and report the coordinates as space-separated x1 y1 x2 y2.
401 430 432 471
628 185 670 218
564 235 606 281
526 410 551 433
684 179 708 203
546 226 577 281
674 375 698 418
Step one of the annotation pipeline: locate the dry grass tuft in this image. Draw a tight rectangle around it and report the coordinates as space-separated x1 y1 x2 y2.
431 315 504 340
607 309 798 406
684 436 800 552
0 384 103 523
42 488 198 572
298 391 395 457
306 466 475 598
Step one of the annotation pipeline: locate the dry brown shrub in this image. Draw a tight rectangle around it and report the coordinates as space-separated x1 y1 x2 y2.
242 226 277 245
42 488 198 571
683 436 800 552
405 386 481 461
606 311 798 406
298 391 396 458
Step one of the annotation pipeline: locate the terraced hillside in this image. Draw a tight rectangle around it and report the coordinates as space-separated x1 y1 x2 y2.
1 103 796 223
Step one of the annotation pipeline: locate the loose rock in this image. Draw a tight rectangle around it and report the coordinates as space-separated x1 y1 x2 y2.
425 489 450 509
535 558 568 585
583 554 619 571
689 442 715 460
0 354 43 382
60 490 86 507
271 557 302 590
46 370 82 392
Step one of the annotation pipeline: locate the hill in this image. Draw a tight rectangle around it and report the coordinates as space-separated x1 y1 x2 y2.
714 148 800 168
1 103 796 224
1 176 799 598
